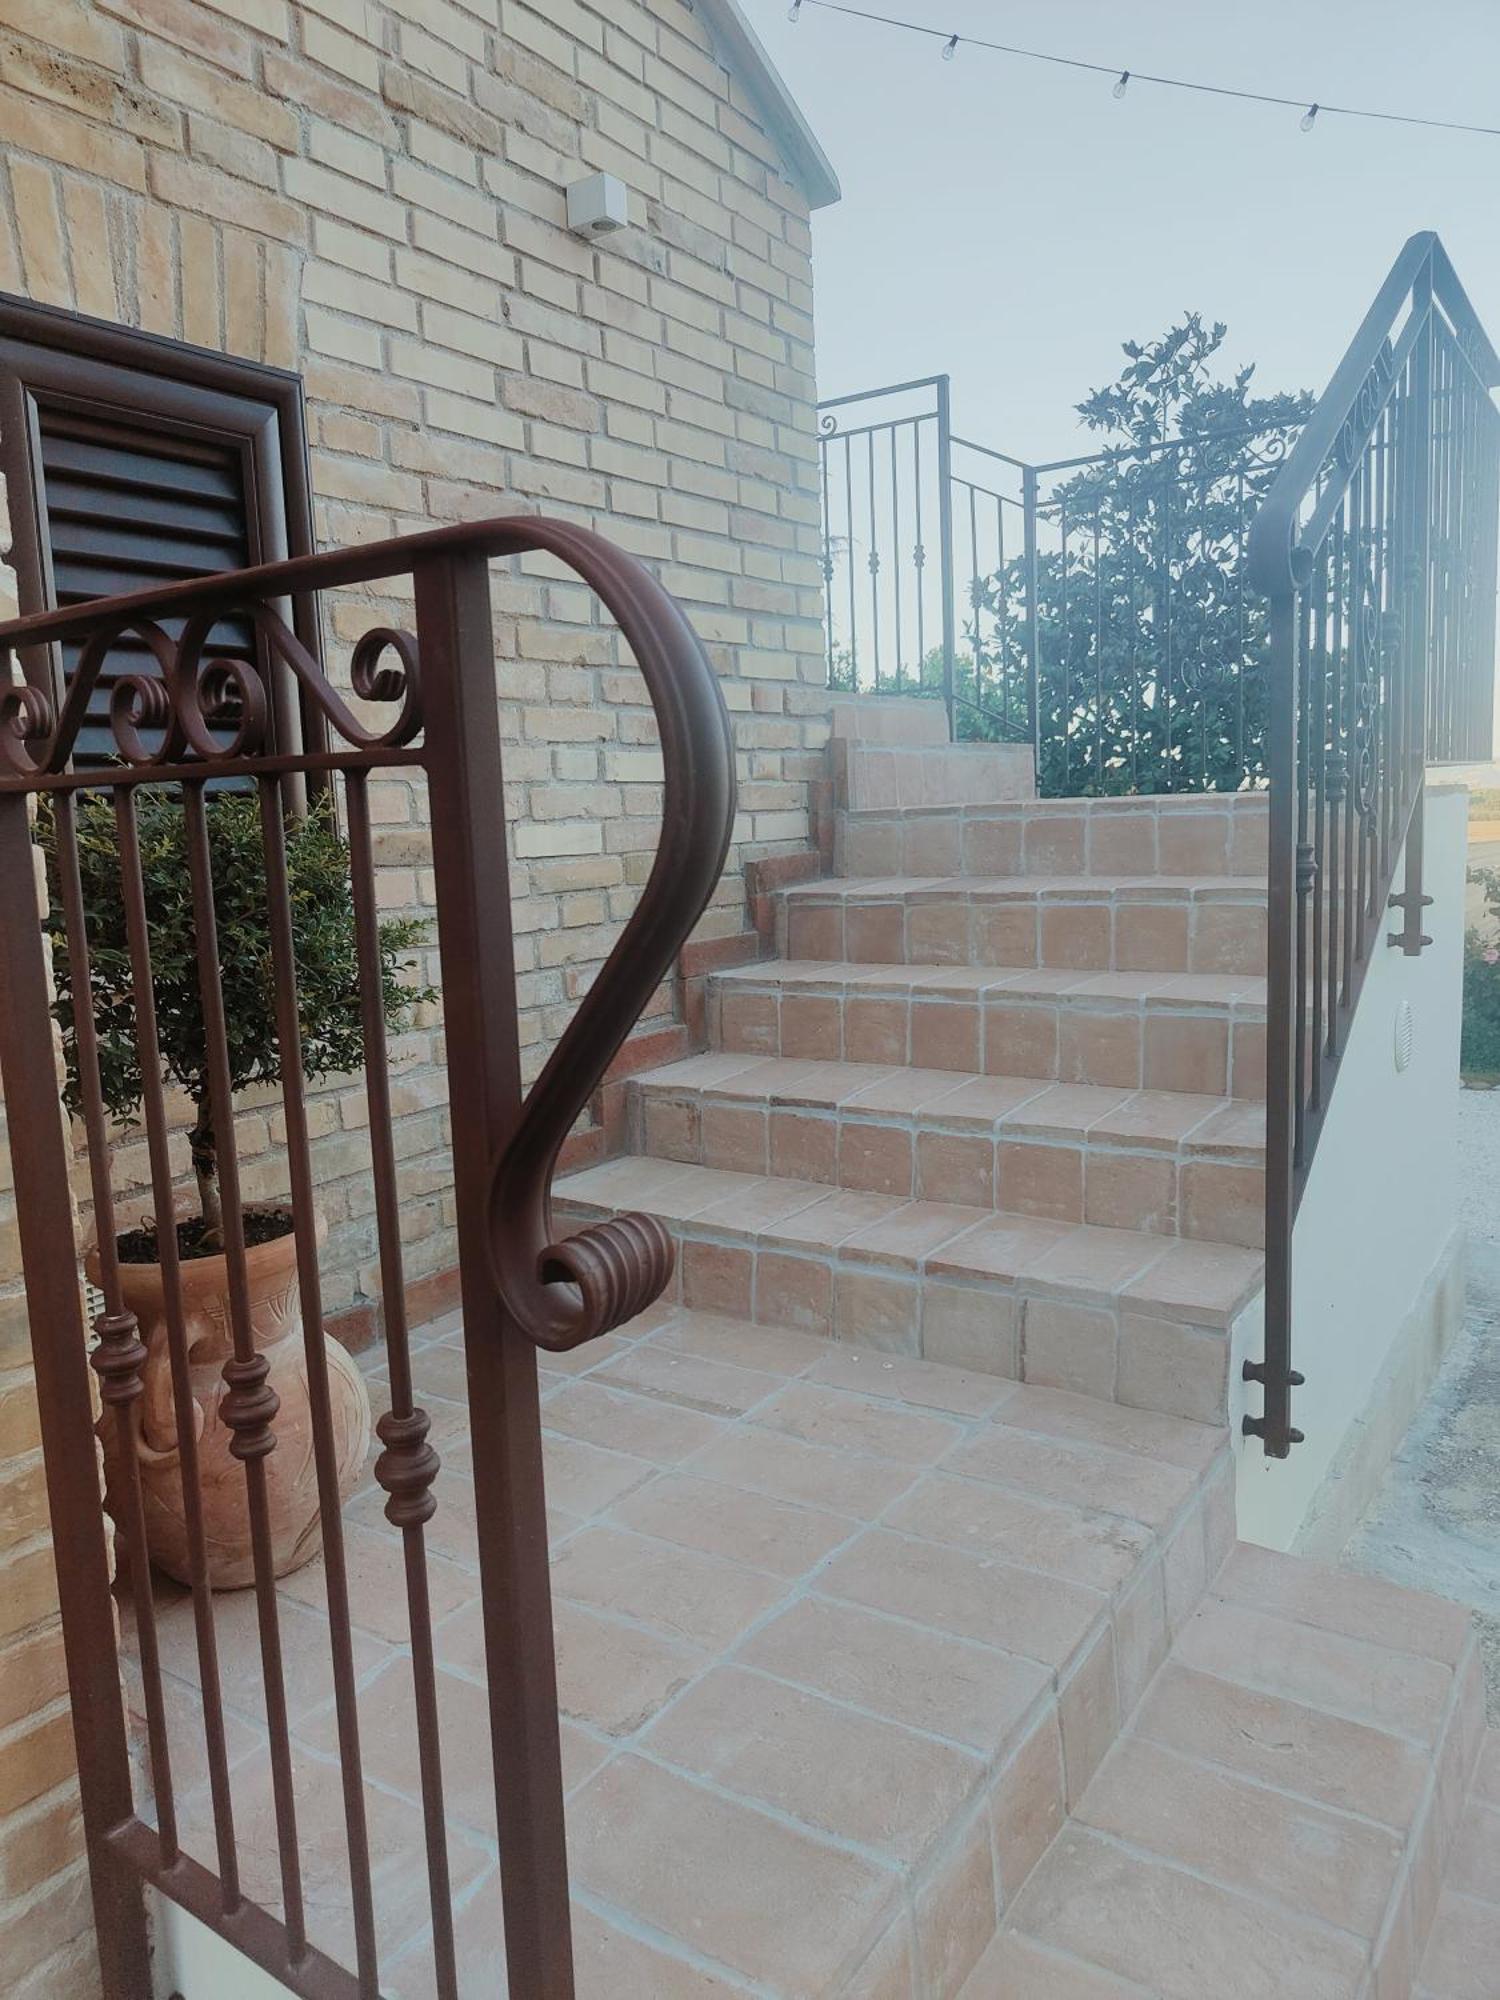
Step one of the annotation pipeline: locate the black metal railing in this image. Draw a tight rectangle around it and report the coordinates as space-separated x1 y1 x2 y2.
1245 233 1500 1458
817 378 1299 792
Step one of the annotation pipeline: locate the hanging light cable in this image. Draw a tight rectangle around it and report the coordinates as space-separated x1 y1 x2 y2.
781 0 1500 141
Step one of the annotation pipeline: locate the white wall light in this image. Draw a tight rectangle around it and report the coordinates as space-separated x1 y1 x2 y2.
566 172 630 237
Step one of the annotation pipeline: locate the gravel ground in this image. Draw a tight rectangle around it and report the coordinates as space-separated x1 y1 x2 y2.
1343 1086 1500 1718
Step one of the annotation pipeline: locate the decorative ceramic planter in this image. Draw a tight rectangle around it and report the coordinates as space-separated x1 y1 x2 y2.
88 1218 370 1591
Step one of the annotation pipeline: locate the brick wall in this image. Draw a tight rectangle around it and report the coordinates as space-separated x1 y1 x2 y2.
0 0 831 1984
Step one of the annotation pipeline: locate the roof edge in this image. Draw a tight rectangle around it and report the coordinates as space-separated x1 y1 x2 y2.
695 0 841 210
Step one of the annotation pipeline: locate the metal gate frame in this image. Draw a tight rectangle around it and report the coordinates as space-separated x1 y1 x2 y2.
0 518 736 1998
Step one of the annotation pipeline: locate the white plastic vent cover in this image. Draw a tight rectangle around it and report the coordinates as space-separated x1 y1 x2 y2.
1394 998 1414 1073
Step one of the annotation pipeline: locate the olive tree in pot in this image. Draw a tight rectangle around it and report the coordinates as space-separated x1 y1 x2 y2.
41 790 432 1589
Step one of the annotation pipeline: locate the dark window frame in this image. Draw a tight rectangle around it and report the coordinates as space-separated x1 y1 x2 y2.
0 293 324 761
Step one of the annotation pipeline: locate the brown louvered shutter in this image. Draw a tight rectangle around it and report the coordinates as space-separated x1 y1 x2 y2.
0 294 319 768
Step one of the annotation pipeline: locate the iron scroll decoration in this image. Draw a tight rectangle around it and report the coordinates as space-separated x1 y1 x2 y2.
486 527 737 1354
0 603 424 776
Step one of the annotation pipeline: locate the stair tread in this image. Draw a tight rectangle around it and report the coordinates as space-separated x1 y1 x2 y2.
715 957 1269 1011
633 1054 1265 1156
962 1543 1485 2000
555 1155 1264 1327
785 873 1267 900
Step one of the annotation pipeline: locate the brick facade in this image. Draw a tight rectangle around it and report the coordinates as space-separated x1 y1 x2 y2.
0 1 833 1987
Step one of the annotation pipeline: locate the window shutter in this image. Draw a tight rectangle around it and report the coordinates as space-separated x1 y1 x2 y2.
0 295 320 769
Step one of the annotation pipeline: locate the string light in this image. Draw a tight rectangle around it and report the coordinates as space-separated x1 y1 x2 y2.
781 0 1500 141
788 0 802 18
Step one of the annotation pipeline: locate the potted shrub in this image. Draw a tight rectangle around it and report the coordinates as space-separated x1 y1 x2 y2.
41 790 432 1589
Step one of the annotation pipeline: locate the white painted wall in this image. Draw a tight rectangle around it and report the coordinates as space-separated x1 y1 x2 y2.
152 1892 293 1998
1233 782 1468 1550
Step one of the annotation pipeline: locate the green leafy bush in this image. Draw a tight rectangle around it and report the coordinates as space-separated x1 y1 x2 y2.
39 790 433 1252
1462 867 1500 1080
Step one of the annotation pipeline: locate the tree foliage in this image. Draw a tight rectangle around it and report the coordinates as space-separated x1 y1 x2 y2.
964 315 1313 793
39 790 433 1246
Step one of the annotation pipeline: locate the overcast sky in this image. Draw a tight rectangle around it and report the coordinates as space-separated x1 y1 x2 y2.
748 0 1500 463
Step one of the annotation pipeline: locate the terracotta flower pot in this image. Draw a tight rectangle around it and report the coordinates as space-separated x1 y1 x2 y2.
88 1217 371 1591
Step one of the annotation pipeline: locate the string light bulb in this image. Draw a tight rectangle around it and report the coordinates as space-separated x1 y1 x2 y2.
941 33 959 60
1113 70 1130 99
788 0 802 17
1300 102 1320 130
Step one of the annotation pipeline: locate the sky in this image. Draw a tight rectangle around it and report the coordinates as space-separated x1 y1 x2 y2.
748 0 1500 464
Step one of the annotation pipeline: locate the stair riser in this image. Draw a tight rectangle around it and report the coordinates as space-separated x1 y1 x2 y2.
711 982 1268 1102
839 799 1269 881
631 1084 1265 1248
554 1198 1248 1427
782 890 1267 977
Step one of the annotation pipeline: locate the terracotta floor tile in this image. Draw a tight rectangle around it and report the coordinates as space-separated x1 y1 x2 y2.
135 1583 391 1732
550 1525 786 1651
885 1472 1153 1594
751 1380 966 1464
1088 1089 1227 1150
819 1527 1106 1670
997 1382 1223 1470
610 1471 853 1579
1216 1541 1475 1666
681 1423 921 1519
540 1431 657 1519
567 1755 897 1993
929 1213 1073 1283
842 1199 986 1268
176 1737 491 1972
551 1599 706 1737
1134 1662 1430 1829
945 1427 1196 1530
571 1903 747 1998
735 1595 1047 1756
960 1932 1144 1997
1002 1084 1134 1139
276 1522 478 1646
593 1343 786 1417
843 1065 983 1115
646 1308 828 1377
1175 1597 1455 1745
1025 1224 1166 1303
1079 1735 1402 1936
1007 1826 1368 2000
762 1187 906 1249
643 1664 983 1863
1416 1888 1500 1999
540 1377 727 1465
805 1345 1016 1418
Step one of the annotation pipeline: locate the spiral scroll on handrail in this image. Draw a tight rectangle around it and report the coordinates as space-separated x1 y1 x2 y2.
482 520 737 1353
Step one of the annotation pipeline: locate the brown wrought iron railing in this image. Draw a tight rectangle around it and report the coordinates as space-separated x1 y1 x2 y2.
1245 233 1500 1458
816 375 1301 792
0 519 735 2000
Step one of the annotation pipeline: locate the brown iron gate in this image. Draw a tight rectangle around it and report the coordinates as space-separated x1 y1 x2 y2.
0 521 735 1998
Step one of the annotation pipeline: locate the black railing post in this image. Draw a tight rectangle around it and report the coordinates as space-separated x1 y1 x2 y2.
1392 258 1434 958
1022 461 1042 778
1246 580 1303 1458
935 374 958 740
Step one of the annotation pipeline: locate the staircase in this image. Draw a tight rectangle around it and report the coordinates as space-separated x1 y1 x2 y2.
540 712 1495 1997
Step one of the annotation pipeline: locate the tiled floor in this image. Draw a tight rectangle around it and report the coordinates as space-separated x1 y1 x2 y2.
118 1299 1231 1998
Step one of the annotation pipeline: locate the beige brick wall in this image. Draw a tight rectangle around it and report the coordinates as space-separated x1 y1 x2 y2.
0 0 831 1982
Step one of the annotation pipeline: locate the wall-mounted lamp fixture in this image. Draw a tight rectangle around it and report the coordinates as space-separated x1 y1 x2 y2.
565 172 630 237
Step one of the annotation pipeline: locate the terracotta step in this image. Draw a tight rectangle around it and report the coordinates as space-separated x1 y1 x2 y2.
1416 1731 1500 1998
963 1542 1487 2000
553 1157 1264 1423
710 961 1268 1101
833 738 1035 811
779 874 1267 976
629 1055 1266 1247
839 791 1269 880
